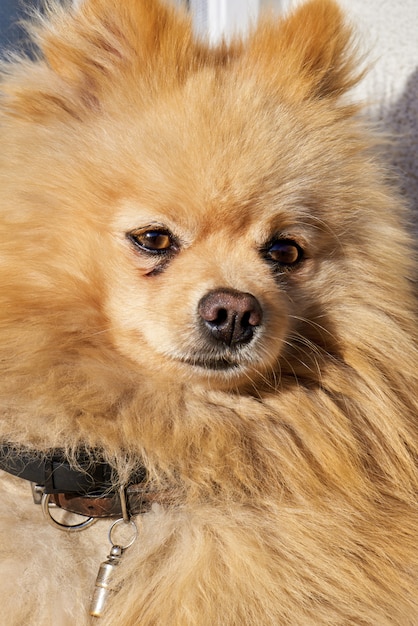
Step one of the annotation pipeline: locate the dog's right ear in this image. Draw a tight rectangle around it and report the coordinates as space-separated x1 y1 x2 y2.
2 0 204 119
39 0 194 87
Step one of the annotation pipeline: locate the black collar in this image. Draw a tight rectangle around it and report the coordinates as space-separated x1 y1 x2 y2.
0 444 149 519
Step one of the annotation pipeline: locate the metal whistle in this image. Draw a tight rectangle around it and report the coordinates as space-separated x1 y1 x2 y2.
90 545 123 618
90 516 138 618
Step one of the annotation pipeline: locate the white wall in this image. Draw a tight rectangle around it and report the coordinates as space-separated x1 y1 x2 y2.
189 0 260 43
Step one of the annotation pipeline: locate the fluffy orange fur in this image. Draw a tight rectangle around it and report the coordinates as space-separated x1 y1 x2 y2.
1 0 418 624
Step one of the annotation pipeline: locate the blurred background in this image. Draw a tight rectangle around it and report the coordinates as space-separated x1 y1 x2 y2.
0 0 288 46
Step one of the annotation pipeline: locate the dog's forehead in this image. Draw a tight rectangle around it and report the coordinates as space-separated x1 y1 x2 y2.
115 197 269 241
113 88 312 225
103 70 353 243
127 74 284 174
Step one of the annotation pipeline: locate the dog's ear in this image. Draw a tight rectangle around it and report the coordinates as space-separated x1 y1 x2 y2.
4 0 210 119
247 0 363 102
38 0 196 108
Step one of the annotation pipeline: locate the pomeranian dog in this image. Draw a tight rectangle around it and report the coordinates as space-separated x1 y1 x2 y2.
0 0 417 624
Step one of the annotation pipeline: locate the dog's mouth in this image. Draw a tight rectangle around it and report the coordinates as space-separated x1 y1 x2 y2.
179 355 242 372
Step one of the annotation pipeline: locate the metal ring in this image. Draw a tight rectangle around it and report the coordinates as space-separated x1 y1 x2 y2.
108 518 138 550
41 493 96 532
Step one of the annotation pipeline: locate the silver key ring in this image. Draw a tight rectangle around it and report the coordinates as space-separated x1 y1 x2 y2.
108 518 138 549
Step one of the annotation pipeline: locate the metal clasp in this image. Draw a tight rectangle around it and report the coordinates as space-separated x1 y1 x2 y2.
119 484 130 523
41 492 96 531
30 482 44 505
30 483 96 532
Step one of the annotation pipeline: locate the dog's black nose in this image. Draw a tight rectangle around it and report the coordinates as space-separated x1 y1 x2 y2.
198 289 263 347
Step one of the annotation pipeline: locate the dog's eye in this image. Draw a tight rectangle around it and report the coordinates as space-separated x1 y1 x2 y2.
266 239 303 266
128 229 176 254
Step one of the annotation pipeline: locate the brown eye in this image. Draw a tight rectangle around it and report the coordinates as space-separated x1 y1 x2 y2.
128 229 176 254
266 239 303 266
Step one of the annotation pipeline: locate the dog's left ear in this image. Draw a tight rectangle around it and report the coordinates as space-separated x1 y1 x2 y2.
247 0 363 102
